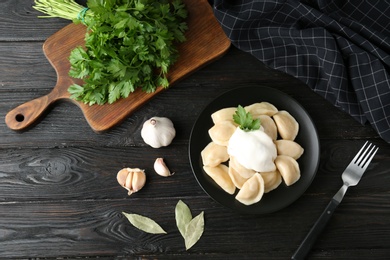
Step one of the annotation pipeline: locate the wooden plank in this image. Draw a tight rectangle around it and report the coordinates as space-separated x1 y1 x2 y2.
0 145 206 200
0 42 55 91
0 0 71 41
0 196 388 258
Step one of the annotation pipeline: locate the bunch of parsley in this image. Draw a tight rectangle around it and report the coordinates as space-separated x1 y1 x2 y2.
34 0 188 105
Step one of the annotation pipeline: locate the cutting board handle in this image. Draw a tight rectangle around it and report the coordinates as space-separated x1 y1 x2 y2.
5 92 58 131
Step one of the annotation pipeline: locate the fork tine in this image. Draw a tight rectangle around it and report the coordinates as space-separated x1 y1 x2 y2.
352 141 369 165
360 145 379 170
354 141 372 165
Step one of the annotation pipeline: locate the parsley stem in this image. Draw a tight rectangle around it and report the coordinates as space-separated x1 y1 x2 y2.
33 0 93 23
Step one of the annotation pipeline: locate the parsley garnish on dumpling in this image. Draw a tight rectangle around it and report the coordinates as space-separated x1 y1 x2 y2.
233 105 261 131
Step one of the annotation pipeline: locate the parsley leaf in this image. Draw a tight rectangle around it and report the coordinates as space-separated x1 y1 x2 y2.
233 105 261 132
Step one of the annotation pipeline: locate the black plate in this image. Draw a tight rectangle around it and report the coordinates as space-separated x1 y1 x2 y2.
189 86 320 214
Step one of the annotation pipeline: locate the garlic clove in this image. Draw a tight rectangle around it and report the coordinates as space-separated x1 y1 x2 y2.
117 168 129 186
116 168 146 195
141 117 176 148
154 158 173 177
131 169 146 192
125 170 134 190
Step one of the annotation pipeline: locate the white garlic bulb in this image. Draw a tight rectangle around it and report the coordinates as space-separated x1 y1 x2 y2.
141 117 176 148
117 168 146 196
154 158 173 177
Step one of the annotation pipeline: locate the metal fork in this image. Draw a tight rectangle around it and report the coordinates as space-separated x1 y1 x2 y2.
292 141 379 260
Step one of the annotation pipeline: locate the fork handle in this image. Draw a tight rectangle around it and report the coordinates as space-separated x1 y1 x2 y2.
291 199 340 260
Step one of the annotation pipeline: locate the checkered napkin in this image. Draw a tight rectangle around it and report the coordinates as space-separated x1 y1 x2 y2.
210 0 390 143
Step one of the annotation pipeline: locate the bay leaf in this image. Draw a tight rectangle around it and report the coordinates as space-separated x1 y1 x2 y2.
122 212 167 234
184 211 205 250
175 200 192 237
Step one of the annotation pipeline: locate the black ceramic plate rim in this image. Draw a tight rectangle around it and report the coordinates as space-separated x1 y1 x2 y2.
188 86 320 214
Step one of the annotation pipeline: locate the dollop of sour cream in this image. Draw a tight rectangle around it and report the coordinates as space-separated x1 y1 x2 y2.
227 127 277 172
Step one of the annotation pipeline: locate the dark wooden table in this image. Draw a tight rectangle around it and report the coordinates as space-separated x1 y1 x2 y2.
1 1 389 259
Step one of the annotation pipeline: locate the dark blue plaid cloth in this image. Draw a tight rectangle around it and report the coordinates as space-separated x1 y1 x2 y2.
210 0 390 143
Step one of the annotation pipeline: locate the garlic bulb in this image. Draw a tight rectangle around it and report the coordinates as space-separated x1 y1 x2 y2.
154 158 173 177
141 117 176 148
117 168 146 195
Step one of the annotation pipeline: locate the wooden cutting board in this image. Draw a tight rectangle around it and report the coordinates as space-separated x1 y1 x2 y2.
5 0 230 133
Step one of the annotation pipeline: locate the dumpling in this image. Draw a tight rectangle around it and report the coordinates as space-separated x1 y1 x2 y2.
228 160 249 189
211 107 237 124
203 164 236 194
201 142 229 167
229 156 256 179
274 155 300 186
244 102 278 117
257 115 277 140
275 139 304 160
273 110 299 140
260 170 282 193
235 173 265 205
208 120 237 146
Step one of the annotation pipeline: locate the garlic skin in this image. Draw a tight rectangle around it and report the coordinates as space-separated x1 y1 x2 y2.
117 168 146 196
141 117 176 148
154 158 173 177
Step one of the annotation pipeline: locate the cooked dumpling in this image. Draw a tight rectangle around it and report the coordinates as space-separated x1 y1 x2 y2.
260 170 282 193
228 160 249 189
257 115 277 140
274 155 300 186
203 164 236 194
273 110 299 140
245 102 278 117
201 142 229 167
275 139 304 159
229 156 256 179
208 120 237 146
211 107 237 124
235 173 265 205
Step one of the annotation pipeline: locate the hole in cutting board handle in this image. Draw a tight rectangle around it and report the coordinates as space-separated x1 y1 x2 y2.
15 114 25 122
